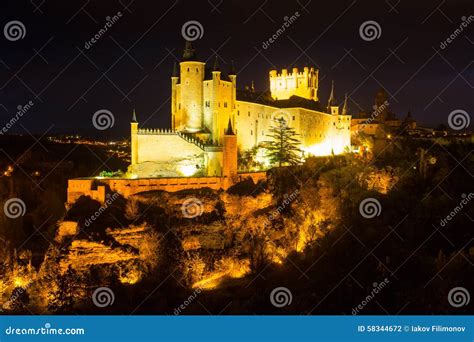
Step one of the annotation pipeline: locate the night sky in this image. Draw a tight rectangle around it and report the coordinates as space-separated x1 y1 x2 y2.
0 0 472 138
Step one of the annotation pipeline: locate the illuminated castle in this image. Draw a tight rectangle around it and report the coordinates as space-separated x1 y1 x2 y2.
128 41 351 179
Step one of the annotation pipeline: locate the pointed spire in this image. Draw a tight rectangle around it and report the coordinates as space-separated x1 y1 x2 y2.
131 109 137 123
229 60 236 76
182 40 196 61
342 93 349 115
327 80 336 112
172 62 179 77
225 118 235 135
213 55 220 71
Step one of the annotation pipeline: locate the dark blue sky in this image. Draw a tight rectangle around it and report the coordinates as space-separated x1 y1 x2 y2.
0 0 472 138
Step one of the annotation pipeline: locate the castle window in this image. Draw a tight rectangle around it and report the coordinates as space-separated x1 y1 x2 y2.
251 130 253 135
196 68 198 72
237 110 240 116
179 103 181 109
248 112 250 117
224 102 228 108
293 116 295 120
187 68 189 72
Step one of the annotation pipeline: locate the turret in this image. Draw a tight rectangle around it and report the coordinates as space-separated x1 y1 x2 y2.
171 62 179 130
327 80 339 115
223 119 237 187
131 109 138 165
179 40 205 132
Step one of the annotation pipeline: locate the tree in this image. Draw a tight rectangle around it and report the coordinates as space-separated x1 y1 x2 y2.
264 117 301 167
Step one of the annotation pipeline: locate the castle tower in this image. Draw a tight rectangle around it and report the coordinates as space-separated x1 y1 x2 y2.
178 41 205 132
228 60 237 130
222 119 237 187
171 62 179 130
131 109 138 165
327 80 339 115
269 66 318 101
211 55 222 143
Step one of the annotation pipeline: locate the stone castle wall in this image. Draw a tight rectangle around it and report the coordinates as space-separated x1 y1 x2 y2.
67 172 266 204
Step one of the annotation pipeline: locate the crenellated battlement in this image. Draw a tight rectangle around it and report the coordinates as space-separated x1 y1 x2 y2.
269 66 319 101
135 128 221 151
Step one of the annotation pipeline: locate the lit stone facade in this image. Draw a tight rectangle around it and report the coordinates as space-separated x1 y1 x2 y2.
269 67 318 101
130 41 351 178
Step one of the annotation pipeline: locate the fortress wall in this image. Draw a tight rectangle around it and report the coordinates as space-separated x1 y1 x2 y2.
67 172 267 205
235 101 300 152
137 134 204 163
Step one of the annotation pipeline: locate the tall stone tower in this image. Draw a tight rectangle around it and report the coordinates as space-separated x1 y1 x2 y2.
222 119 237 187
131 109 138 165
177 41 205 132
171 62 179 130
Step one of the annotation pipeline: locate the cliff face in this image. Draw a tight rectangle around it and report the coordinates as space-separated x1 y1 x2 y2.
1 164 399 313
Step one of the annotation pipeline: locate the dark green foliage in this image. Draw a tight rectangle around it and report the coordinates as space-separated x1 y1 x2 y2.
264 117 302 167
